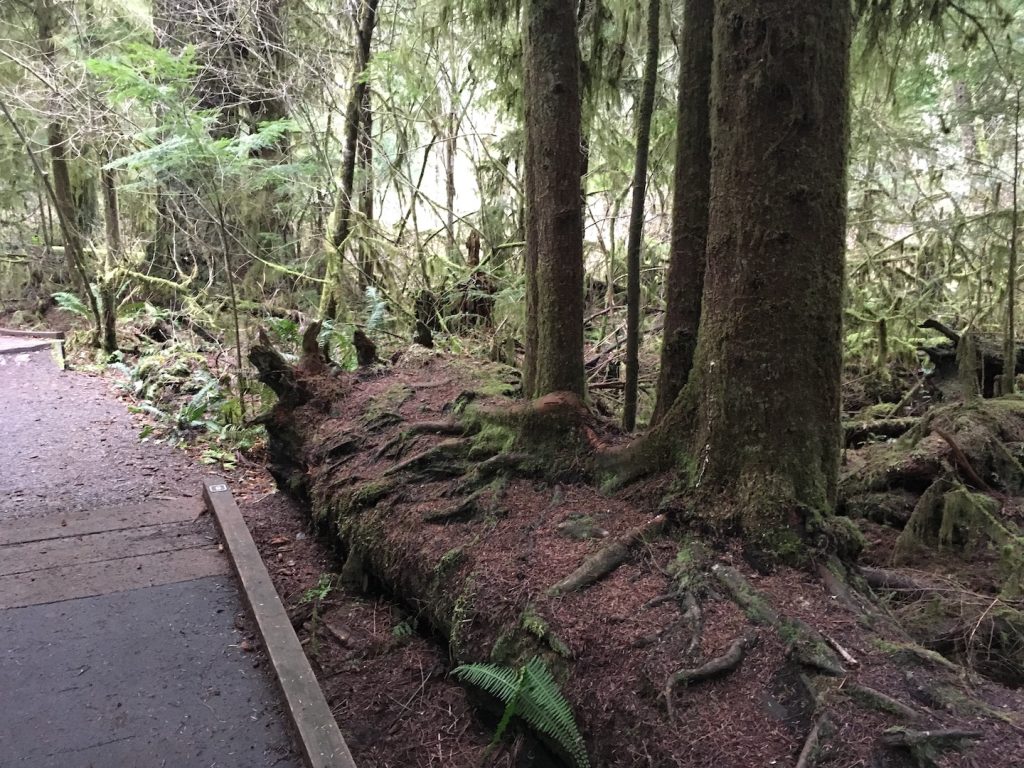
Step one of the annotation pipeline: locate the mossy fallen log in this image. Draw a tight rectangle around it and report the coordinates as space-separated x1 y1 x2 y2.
249 334 1024 765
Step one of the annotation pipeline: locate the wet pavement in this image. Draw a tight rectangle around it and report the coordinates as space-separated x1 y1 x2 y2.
0 344 302 767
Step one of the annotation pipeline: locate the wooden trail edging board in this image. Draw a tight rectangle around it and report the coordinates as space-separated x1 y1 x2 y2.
0 328 65 339
0 328 66 366
202 478 358 768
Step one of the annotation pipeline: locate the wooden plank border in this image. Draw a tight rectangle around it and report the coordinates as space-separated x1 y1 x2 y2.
0 328 65 339
202 477 357 768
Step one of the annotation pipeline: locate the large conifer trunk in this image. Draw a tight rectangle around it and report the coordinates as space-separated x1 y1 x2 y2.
652 0 714 424
684 0 850 540
522 0 585 397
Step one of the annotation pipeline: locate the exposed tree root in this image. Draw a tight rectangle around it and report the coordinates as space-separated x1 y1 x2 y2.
547 514 666 596
881 727 982 766
794 712 832 768
662 632 757 720
383 438 469 478
842 682 922 721
374 420 467 461
816 559 908 637
713 565 846 676
423 486 493 524
472 452 535 481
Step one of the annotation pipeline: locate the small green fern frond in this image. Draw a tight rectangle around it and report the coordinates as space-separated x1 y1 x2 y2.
491 667 524 746
452 662 520 701
453 658 589 768
52 291 90 318
517 658 589 768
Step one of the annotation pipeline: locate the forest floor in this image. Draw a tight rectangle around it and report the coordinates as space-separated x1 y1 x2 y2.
8 308 1024 767
248 343 1024 767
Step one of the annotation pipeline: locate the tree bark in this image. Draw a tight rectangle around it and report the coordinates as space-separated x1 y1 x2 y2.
32 0 103 344
99 163 122 353
621 0 661 431
356 87 375 293
676 0 851 545
1002 86 1020 396
651 0 713 425
321 0 381 319
522 0 585 398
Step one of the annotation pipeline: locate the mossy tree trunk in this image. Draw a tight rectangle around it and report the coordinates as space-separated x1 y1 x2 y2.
651 0 713 425
321 0 380 319
34 0 103 345
99 163 122 353
671 0 851 547
621 0 660 431
356 87 375 293
522 0 585 398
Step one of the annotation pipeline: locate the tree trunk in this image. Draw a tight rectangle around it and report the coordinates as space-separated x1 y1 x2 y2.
651 0 713 425
321 0 381 319
621 0 660 431
33 0 103 344
445 107 458 263
1003 86 1020 396
356 87 375 293
522 0 585 398
99 164 122 353
677 0 851 548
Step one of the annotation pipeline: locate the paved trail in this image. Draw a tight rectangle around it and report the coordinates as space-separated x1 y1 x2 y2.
0 341 302 767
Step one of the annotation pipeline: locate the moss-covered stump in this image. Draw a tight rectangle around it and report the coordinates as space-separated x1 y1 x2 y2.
837 397 1024 688
250 338 1024 767
843 397 1024 498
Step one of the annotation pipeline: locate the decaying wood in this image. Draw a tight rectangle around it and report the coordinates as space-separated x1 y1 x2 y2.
250 328 312 404
844 417 919 447
932 427 996 494
881 726 983 755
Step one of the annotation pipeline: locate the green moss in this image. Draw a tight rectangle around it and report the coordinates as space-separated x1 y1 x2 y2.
898 483 1024 597
449 576 477 661
468 361 522 398
327 480 393 534
467 421 516 459
666 539 708 591
359 384 413 428
491 605 572 667
435 547 466 577
350 480 391 510
872 639 960 671
755 525 809 565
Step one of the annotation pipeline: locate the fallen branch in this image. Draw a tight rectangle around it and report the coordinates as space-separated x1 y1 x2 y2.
932 427 997 494
663 633 757 719
881 726 982 754
547 515 666 596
